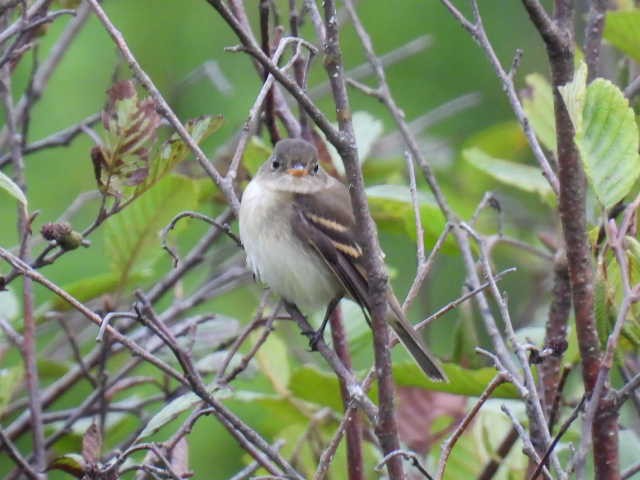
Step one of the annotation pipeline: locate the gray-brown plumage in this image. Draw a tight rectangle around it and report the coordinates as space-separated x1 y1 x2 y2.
239 138 447 381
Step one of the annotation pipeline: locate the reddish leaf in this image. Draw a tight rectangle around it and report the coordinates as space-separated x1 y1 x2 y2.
82 422 102 464
92 80 160 197
396 386 467 454
170 437 192 478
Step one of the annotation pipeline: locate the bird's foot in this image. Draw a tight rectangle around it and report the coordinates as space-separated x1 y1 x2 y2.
301 329 324 351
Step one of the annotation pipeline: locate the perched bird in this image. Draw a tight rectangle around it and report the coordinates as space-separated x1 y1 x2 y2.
239 138 447 381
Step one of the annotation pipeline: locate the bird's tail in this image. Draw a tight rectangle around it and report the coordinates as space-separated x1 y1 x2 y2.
385 293 447 382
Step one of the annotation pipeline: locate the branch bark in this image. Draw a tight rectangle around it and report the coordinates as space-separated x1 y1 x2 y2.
522 0 618 477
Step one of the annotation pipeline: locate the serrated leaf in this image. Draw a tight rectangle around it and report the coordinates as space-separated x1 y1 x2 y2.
463 147 553 199
562 69 640 208
0 170 27 207
366 184 448 247
604 9 640 63
104 174 200 283
521 73 556 152
133 114 223 199
47 454 86 478
92 80 161 197
558 62 588 134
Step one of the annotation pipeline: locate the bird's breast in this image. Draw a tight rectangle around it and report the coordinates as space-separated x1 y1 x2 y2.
239 180 341 312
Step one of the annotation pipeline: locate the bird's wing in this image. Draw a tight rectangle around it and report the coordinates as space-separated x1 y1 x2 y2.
290 179 372 318
291 177 447 381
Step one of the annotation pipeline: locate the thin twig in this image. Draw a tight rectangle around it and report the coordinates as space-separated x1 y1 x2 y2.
463 222 562 477
0 426 39 480
161 210 241 267
437 0 559 194
329 306 364 480
529 395 586 480
284 303 378 423
500 405 553 480
309 35 433 99
436 374 507 480
375 450 433 479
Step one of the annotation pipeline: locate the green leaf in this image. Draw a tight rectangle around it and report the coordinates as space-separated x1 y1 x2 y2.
254 332 290 395
463 147 553 199
604 9 640 63
366 184 447 246
243 136 272 176
462 121 528 160
581 79 640 208
289 362 520 413
38 359 70 379
139 392 201 439
558 61 588 134
288 365 344 412
138 384 224 439
561 64 640 208
47 454 86 478
521 73 556 152
392 363 520 398
230 391 309 437
104 174 200 283
0 170 27 207
0 366 23 415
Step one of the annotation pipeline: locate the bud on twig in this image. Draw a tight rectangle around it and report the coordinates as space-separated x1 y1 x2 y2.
41 222 86 251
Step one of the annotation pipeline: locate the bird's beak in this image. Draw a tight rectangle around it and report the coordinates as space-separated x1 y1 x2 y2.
287 163 308 177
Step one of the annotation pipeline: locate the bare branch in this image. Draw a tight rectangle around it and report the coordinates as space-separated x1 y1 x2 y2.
0 426 39 480
530 395 586 480
436 374 507 480
500 405 553 480
583 0 608 82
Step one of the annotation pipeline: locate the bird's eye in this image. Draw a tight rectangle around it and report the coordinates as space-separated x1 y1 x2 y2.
271 160 280 170
312 164 319 174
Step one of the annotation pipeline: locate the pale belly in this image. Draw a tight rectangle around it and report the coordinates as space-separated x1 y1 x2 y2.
239 180 342 313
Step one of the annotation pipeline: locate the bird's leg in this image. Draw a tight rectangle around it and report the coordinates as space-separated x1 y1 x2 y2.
303 297 341 351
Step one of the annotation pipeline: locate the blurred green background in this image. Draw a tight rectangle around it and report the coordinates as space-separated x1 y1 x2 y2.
0 1 564 478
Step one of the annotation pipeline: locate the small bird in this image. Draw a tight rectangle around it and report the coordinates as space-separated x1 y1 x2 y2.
238 138 447 381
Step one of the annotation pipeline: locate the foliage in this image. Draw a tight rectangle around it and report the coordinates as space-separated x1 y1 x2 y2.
559 62 640 208
2 1 640 479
